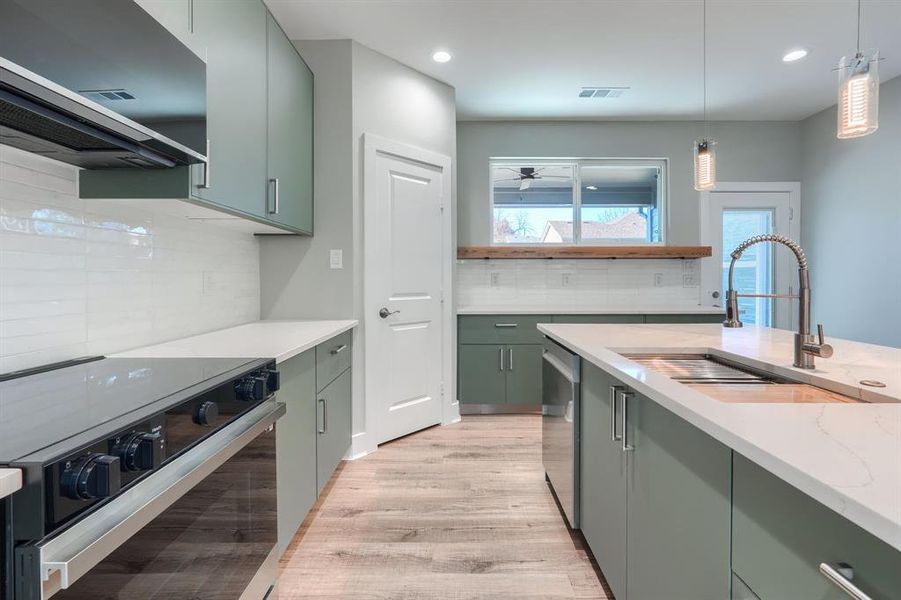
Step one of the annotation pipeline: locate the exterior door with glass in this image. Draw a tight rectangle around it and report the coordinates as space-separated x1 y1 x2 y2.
702 185 799 331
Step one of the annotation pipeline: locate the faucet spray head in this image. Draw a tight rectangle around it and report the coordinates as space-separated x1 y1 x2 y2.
723 289 743 328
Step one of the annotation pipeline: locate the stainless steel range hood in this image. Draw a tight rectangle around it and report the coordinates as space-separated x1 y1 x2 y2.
0 0 206 169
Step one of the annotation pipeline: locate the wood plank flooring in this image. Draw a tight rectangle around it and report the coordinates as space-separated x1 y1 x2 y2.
279 415 610 600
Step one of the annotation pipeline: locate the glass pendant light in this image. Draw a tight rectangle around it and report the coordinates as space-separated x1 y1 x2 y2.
837 0 879 139
693 0 716 191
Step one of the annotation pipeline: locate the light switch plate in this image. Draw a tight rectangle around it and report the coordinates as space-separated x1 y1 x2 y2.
329 249 343 270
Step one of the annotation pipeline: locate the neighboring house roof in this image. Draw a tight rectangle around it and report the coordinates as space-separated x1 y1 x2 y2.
541 212 647 242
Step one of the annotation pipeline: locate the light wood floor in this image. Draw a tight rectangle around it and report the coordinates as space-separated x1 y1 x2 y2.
279 415 610 599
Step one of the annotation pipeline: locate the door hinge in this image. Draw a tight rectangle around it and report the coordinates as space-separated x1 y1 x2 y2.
440 382 445 398
789 207 794 220
440 290 445 304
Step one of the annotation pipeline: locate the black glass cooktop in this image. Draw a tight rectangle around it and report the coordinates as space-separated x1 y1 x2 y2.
0 356 262 463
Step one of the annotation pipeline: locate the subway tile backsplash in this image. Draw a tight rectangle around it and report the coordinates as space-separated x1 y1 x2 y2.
0 145 260 373
457 258 703 310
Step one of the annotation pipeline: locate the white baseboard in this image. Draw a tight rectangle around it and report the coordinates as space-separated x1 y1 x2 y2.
347 431 377 460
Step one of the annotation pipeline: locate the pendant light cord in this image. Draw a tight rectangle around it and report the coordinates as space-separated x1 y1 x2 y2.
856 0 861 53
702 0 708 138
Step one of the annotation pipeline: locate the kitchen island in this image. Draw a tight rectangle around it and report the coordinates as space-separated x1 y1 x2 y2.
538 322 900 600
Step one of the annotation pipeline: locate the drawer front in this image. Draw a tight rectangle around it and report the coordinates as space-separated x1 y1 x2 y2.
458 315 550 345
645 313 724 324
733 453 901 600
316 330 352 392
551 314 644 324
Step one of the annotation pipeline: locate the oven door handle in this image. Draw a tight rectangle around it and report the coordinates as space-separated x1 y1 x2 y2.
36 400 285 596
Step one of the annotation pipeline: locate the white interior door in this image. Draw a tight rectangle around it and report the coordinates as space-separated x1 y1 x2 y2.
701 185 800 331
364 136 450 445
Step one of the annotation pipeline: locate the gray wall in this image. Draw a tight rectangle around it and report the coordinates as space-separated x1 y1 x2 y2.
800 76 901 347
260 40 456 447
457 121 801 246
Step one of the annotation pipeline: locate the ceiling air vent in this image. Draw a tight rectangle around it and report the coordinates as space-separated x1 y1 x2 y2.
79 89 136 102
579 87 629 98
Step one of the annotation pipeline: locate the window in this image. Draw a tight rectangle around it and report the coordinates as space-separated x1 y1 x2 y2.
491 159 665 245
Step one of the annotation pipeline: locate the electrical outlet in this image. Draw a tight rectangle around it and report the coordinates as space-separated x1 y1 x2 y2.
683 273 700 287
682 259 697 272
490 272 501 287
329 249 343 269
654 273 663 287
561 272 573 287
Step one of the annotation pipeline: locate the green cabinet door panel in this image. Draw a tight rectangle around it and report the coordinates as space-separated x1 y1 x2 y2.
626 392 732 600
192 0 268 217
504 344 543 405
458 345 506 404
316 368 352 493
458 315 550 345
580 362 628 600
551 315 644 324
275 349 317 553
267 13 313 233
732 453 901 600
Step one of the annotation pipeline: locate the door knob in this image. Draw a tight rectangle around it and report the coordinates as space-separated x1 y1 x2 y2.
379 307 400 319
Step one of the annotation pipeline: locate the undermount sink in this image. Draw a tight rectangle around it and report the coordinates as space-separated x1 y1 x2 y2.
620 353 863 404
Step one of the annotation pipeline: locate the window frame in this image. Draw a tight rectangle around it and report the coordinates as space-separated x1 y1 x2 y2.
488 157 669 246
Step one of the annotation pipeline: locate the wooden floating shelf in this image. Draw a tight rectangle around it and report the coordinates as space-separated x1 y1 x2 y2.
457 245 713 260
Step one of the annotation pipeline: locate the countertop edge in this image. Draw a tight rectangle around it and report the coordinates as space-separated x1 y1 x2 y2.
270 321 358 363
0 468 23 500
537 323 901 553
456 306 725 315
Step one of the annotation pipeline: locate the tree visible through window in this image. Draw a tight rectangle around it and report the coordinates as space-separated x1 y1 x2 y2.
491 160 665 244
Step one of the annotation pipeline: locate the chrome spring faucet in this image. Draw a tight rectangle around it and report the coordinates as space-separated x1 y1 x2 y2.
723 234 833 369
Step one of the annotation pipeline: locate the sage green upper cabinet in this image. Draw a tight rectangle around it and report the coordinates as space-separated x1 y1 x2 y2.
133 0 203 58
191 0 268 218
626 390 732 600
266 14 313 234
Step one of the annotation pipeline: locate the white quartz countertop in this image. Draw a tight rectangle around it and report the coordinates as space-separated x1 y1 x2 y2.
0 468 23 500
114 320 358 364
537 322 901 551
456 305 724 315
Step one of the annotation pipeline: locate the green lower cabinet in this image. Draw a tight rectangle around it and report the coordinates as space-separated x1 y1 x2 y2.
626 391 732 600
275 349 317 553
551 315 644 324
732 453 901 600
316 368 352 493
458 344 542 405
579 367 731 600
644 313 724 324
459 344 506 404
580 363 628 599
504 344 543 405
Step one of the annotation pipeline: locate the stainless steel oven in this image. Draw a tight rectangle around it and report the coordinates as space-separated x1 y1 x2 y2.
541 338 581 529
17 401 283 600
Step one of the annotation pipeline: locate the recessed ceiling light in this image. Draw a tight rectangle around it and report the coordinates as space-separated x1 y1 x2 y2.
432 50 452 63
782 49 809 62
585 185 598 191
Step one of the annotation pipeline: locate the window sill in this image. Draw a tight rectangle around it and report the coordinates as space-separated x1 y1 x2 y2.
457 245 713 259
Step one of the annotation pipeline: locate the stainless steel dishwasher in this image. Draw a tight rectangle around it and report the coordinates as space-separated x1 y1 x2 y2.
541 337 581 528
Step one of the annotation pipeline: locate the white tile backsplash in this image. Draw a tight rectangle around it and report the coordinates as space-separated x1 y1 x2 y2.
457 258 703 310
0 145 260 373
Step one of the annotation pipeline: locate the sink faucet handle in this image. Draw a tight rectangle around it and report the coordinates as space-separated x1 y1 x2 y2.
817 323 826 345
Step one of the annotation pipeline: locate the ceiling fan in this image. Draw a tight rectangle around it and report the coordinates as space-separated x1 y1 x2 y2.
495 167 569 191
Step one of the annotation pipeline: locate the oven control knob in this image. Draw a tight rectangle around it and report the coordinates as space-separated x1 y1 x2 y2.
115 432 162 472
235 375 267 402
193 400 219 426
61 454 121 500
265 369 281 393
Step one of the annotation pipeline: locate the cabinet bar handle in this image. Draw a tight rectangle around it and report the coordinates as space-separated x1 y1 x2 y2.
199 139 211 189
494 323 518 328
508 347 514 370
269 177 280 215
610 385 624 441
819 563 872 600
499 347 505 371
330 344 347 355
318 398 327 434
621 391 634 452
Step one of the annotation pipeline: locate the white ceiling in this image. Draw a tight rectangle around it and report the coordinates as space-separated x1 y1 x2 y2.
265 0 901 122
